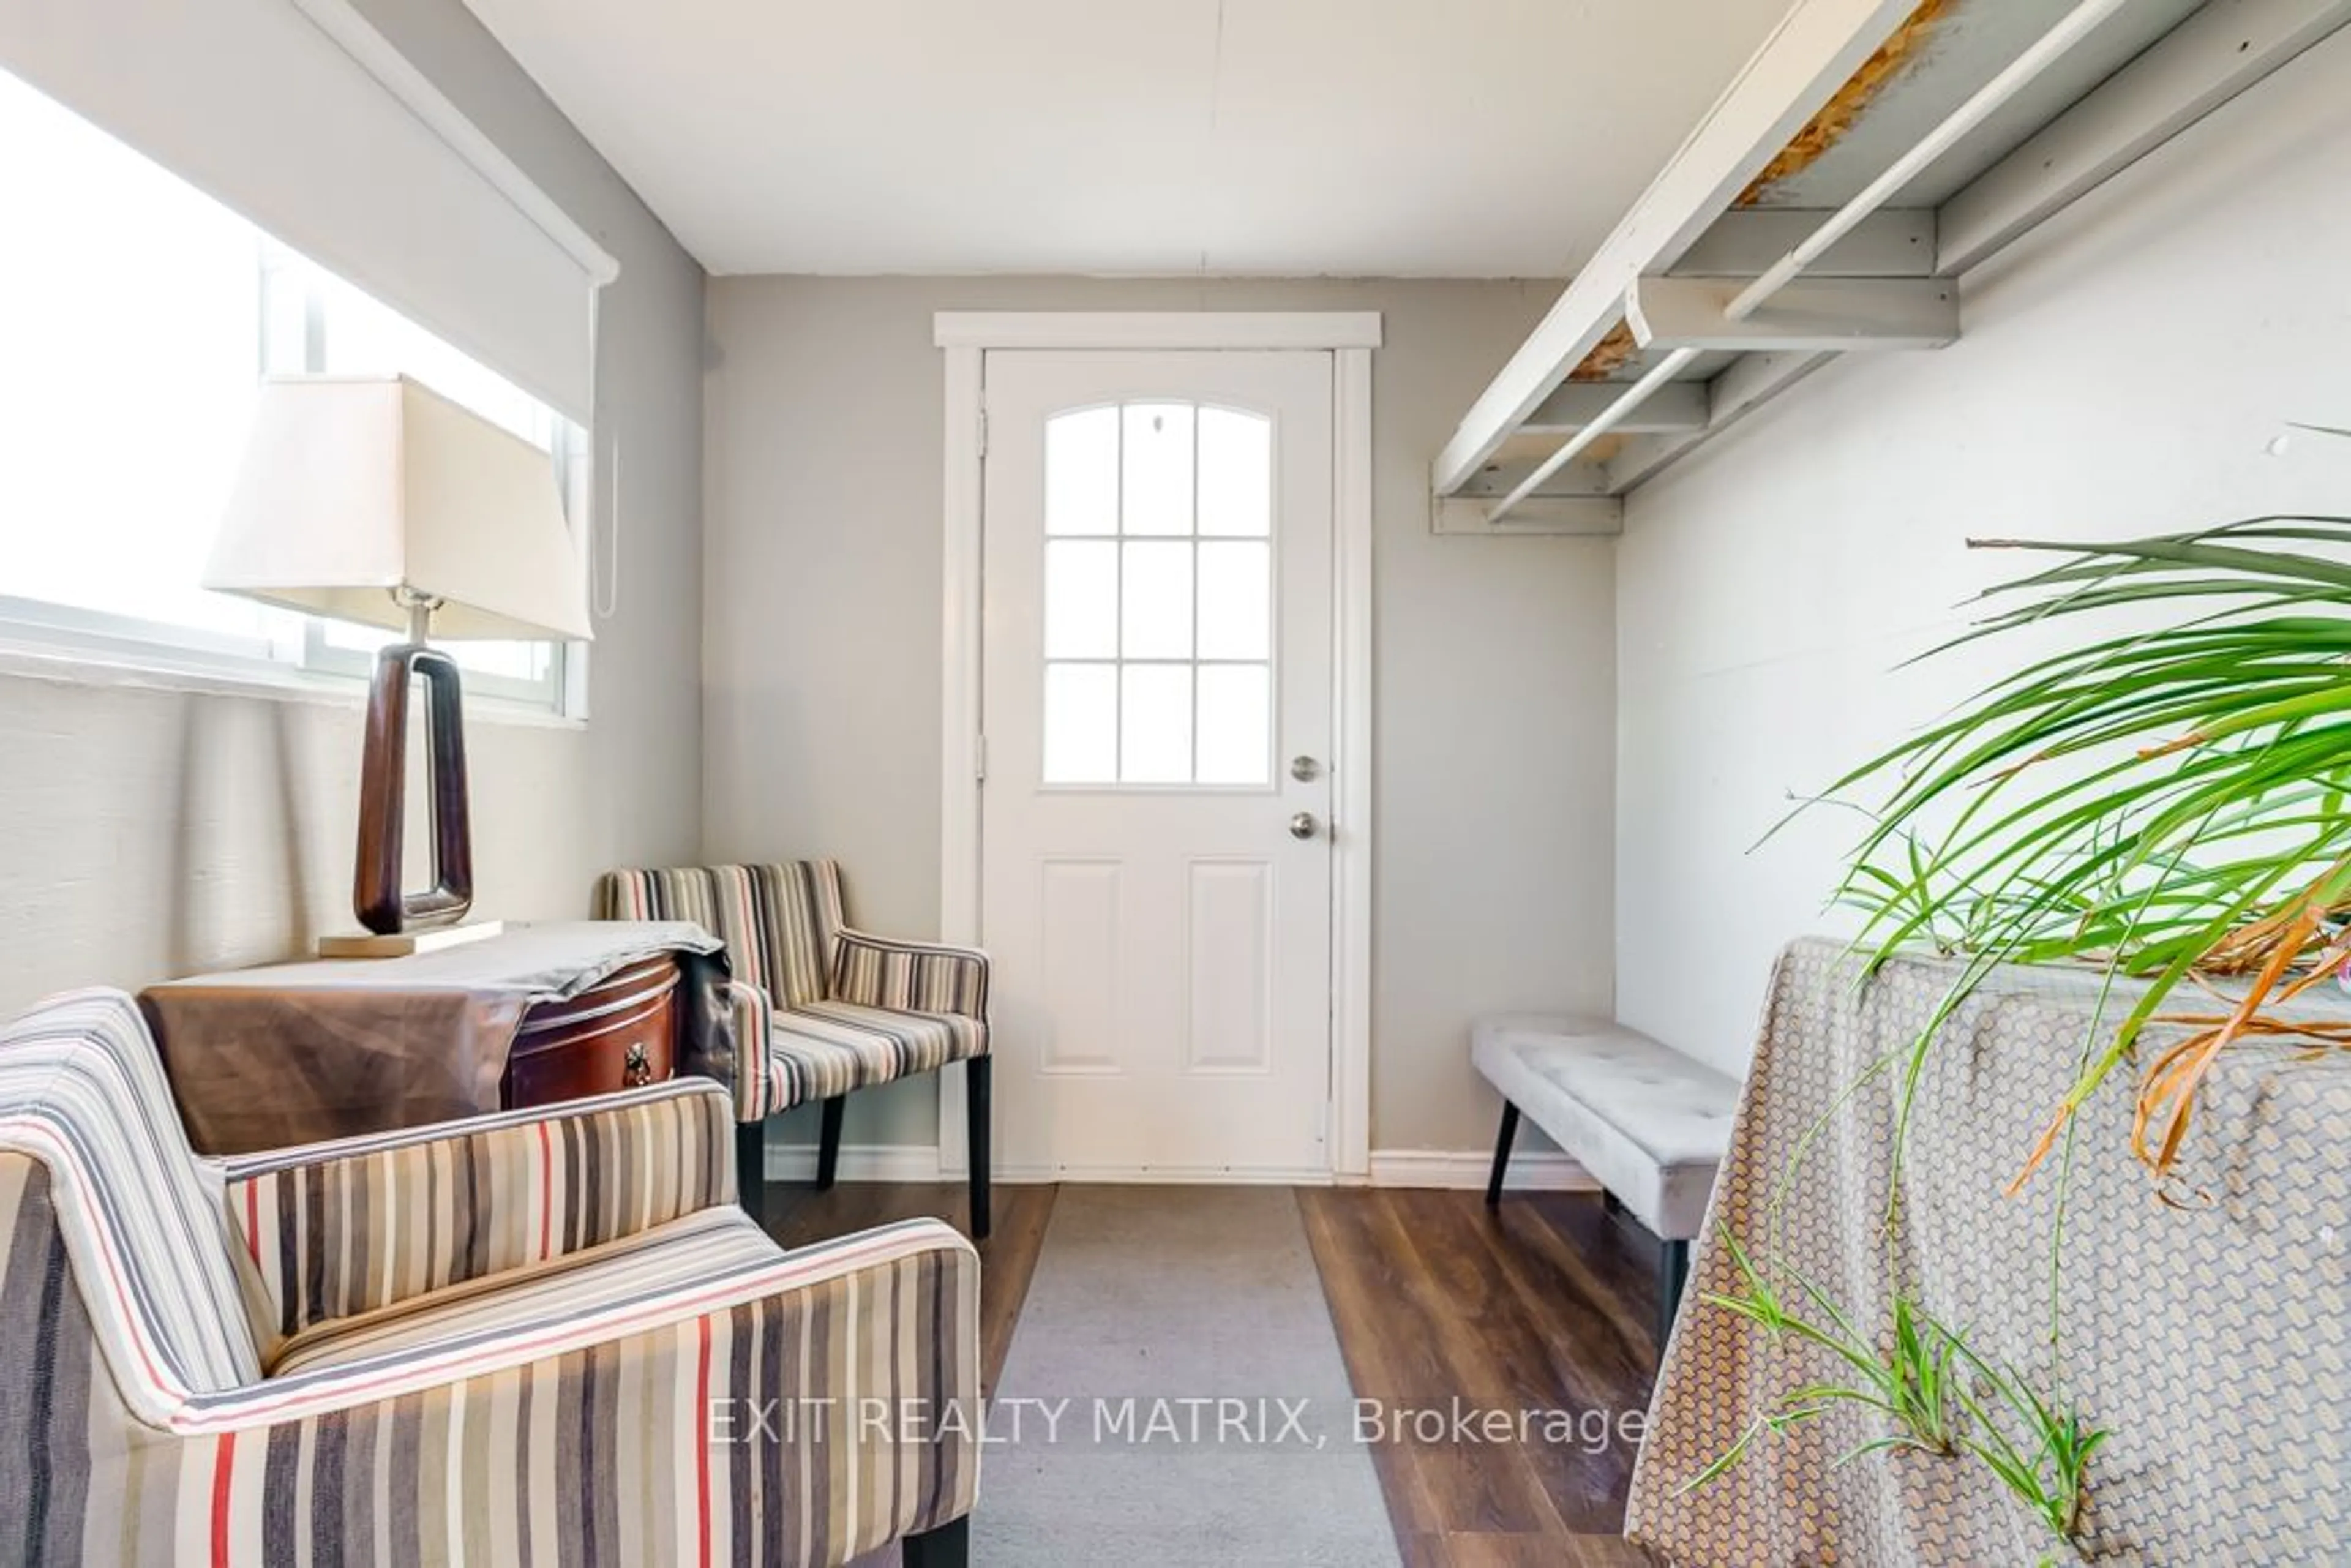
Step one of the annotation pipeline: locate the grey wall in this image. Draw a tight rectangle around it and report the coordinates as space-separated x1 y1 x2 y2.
1615 30 2351 1077
0 0 706 1011
704 276 1616 1153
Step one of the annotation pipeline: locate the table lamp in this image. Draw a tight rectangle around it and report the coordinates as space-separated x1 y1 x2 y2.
204 375 593 956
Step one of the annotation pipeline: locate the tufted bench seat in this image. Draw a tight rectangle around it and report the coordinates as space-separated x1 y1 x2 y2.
1473 1015 1739 1342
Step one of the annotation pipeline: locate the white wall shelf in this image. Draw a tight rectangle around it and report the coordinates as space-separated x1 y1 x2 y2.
1434 0 2351 522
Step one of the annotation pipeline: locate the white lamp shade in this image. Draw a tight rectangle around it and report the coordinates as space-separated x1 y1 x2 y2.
204 375 593 642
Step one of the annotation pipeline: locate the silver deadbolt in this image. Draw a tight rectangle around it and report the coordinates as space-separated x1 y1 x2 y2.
1289 812 1321 841
1290 755 1322 782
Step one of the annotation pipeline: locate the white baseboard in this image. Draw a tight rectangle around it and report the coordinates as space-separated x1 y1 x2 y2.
762 1142 944 1183
989 1162 1332 1185
760 1144 1594 1190
1364 1149 1595 1191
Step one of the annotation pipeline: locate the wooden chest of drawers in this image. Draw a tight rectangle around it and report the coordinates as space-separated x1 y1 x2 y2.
502 955 681 1108
140 923 722 1154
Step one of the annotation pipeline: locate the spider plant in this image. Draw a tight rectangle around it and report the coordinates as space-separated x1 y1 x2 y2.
1679 1229 1957 1493
1946 1338 2109 1550
1684 1237 2105 1553
1815 508 2351 1185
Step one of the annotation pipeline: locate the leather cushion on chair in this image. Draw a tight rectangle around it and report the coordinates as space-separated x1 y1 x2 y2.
762 1002 989 1105
1473 1015 1739 1241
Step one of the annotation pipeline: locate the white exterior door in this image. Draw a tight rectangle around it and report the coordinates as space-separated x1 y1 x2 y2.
980 349 1335 1179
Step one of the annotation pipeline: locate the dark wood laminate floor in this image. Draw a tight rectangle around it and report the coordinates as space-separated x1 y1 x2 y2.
1299 1189 1663 1567
763 1182 1660 1566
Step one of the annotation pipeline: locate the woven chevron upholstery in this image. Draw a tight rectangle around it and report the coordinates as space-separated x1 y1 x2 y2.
0 988 981 1565
1629 939 2351 1562
598 861 991 1120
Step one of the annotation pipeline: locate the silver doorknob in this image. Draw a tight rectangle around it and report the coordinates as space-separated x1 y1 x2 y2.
1289 812 1320 841
1290 755 1322 782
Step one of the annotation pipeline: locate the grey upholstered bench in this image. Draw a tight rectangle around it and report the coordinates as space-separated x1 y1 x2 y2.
1474 1015 1739 1343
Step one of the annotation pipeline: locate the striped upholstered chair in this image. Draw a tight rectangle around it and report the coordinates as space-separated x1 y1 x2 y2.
596 861 992 1237
0 988 980 1567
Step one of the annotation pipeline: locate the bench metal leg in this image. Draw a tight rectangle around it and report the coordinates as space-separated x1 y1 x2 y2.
1658 1237 1690 1348
966 1056 992 1241
1484 1101 1520 1207
736 1120 767 1228
901 1514 969 1568
816 1095 847 1190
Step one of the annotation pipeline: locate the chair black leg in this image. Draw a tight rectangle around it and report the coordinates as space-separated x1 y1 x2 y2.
735 1120 767 1227
1658 1237 1691 1348
966 1057 992 1241
816 1095 847 1190
901 1515 969 1568
1603 1188 1625 1218
1484 1101 1521 1207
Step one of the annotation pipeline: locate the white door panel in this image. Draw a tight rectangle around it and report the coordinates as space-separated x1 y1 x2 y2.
981 350 1334 1177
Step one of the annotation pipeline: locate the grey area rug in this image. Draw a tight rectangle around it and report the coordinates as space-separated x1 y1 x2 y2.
970 1186 1401 1567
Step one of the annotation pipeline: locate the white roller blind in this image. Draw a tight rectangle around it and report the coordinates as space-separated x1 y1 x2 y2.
0 0 613 426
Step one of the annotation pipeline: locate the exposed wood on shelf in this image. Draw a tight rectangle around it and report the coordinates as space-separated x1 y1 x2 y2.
1437 0 2346 512
1738 0 1959 204
1569 320 1641 381
1431 0 1925 498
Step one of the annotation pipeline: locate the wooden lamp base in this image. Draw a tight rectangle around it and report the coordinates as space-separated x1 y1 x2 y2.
323 641 491 958
318 923 506 959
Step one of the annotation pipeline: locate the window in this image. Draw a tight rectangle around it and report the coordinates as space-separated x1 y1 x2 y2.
0 67 583 711
1041 401 1275 786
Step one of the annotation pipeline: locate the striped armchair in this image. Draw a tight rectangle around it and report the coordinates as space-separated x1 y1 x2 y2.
596 861 992 1238
0 988 980 1567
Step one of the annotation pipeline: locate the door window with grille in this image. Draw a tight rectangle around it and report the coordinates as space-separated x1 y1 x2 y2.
1040 401 1274 787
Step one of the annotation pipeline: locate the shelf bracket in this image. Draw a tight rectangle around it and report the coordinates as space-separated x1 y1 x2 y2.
1671 208 1937 278
1626 276 1959 353
1519 381 1709 435
1433 497 1621 538
1453 458 1616 501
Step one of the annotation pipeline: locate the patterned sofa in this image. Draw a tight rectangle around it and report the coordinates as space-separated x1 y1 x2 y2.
596 861 992 1237
0 988 980 1566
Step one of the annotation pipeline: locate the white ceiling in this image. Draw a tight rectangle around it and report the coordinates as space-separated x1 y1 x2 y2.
460 0 1794 277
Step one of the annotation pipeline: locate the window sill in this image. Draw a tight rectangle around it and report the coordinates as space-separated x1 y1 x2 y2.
0 638 584 731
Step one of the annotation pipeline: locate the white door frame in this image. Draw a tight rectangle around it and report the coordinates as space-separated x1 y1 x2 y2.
932 311 1379 1182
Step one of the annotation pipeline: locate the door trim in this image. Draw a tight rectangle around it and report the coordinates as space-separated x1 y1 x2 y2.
933 312 1379 1182
934 311 1382 351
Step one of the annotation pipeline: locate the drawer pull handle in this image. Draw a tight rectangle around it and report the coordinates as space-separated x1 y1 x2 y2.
623 1043 654 1087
